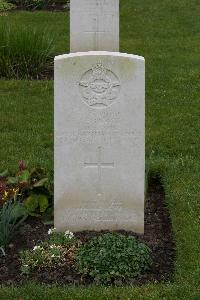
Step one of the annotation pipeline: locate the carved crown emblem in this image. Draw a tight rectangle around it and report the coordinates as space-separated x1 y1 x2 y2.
92 63 107 79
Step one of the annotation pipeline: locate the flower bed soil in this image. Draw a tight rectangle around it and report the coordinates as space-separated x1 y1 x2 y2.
14 3 69 12
0 177 176 286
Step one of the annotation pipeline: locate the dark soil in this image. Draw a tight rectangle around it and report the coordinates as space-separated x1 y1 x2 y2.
0 177 176 286
14 3 69 12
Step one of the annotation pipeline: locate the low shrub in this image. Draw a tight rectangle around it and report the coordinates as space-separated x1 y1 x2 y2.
0 0 15 12
20 229 77 275
76 233 152 284
0 24 54 79
0 200 27 254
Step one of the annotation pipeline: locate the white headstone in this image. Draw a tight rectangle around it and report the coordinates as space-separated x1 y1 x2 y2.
70 0 119 52
54 52 145 233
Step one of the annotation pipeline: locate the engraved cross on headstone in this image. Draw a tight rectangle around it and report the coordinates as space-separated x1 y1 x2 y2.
85 16 105 50
70 0 119 52
84 146 114 196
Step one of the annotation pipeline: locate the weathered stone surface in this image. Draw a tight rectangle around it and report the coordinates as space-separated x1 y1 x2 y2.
70 0 119 52
54 51 145 233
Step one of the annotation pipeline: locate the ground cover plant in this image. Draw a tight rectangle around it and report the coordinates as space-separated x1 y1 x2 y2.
76 233 152 284
19 230 152 284
0 0 199 299
20 229 77 275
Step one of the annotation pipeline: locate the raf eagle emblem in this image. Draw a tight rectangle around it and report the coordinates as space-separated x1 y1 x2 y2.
79 63 120 108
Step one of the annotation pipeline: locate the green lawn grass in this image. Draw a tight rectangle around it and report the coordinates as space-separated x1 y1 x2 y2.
0 0 200 299
0 80 53 173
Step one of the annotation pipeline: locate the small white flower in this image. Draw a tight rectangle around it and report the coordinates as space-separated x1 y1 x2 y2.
48 228 56 235
50 244 57 249
33 245 41 251
24 264 29 267
64 230 74 239
51 254 60 259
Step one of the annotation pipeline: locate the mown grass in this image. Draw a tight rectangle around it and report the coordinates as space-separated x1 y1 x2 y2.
0 10 69 54
0 80 53 173
0 0 199 299
0 282 199 300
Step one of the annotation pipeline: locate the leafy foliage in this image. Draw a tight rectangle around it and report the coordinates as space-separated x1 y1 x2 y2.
20 231 77 275
0 0 15 12
48 229 76 247
10 0 49 10
0 200 27 253
20 244 63 274
76 233 152 283
9 0 69 10
0 162 53 220
0 24 54 79
24 194 49 216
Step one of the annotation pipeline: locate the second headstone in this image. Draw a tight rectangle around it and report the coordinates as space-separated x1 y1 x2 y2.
70 0 119 52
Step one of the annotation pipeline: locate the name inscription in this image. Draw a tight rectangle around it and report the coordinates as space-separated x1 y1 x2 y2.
56 130 140 146
60 208 138 225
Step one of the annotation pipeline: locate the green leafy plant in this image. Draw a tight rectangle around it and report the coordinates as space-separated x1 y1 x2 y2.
0 0 15 12
48 228 76 247
0 162 53 221
24 194 49 216
0 24 54 79
0 200 28 255
76 233 152 284
20 244 62 274
20 230 77 275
